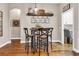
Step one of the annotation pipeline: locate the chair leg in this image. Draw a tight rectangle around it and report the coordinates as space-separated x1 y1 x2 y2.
44 43 46 52
28 42 29 53
50 36 52 51
25 43 27 50
51 42 52 50
39 39 40 56
31 37 35 54
31 36 33 53
25 41 28 54
47 37 49 56
26 43 29 54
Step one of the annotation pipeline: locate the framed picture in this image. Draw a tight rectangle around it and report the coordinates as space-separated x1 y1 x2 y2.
12 20 20 27
31 17 49 23
63 4 70 12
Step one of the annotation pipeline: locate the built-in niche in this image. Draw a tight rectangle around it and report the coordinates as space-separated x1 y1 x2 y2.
10 8 21 39
0 11 3 36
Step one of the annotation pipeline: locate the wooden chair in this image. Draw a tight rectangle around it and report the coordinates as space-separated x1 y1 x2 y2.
39 28 50 56
48 28 53 51
24 28 31 54
30 28 40 54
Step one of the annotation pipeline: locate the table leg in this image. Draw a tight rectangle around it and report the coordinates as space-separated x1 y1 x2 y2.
47 37 49 56
50 36 52 51
31 36 33 53
39 37 40 56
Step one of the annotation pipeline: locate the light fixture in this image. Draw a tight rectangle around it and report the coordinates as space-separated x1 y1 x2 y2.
27 3 54 16
34 7 38 12
34 3 38 14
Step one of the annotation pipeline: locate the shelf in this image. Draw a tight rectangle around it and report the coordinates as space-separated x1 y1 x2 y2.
26 13 54 16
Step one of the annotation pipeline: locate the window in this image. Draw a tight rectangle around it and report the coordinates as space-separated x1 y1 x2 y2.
0 11 3 36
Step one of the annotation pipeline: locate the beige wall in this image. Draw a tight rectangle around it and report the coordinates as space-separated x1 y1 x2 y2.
0 3 10 46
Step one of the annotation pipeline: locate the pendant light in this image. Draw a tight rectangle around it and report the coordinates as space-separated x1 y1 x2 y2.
34 3 38 14
34 3 38 12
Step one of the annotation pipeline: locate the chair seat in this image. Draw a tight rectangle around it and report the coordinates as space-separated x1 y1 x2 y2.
40 35 47 39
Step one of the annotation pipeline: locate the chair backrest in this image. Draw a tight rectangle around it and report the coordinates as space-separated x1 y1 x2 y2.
39 28 49 36
39 28 53 39
48 28 53 36
31 28 40 36
24 28 29 38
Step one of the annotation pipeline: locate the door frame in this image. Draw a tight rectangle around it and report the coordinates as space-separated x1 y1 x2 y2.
61 8 74 45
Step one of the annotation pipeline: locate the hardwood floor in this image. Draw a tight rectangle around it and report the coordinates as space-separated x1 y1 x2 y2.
0 43 74 56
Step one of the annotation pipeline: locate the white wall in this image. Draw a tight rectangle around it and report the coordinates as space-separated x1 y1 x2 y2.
0 3 10 46
8 3 60 42
73 4 79 52
63 8 73 25
76 4 79 51
77 4 79 51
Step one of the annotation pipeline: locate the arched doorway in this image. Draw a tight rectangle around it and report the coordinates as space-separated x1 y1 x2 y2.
9 8 21 41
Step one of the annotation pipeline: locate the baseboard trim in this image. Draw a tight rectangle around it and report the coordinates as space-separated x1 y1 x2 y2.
52 40 62 44
21 41 25 43
21 40 62 43
73 48 79 53
21 41 31 43
0 41 11 48
11 38 21 39
72 48 79 56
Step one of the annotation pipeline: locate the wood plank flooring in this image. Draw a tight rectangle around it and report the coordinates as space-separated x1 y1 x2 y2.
0 43 74 56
